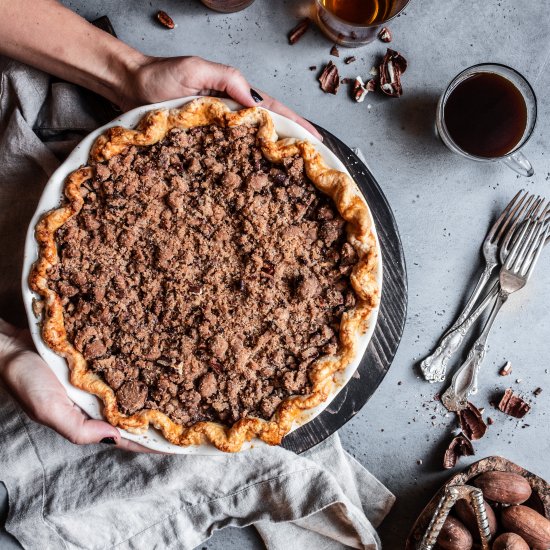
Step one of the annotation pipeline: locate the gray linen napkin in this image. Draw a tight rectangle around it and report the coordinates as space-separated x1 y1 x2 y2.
0 57 395 550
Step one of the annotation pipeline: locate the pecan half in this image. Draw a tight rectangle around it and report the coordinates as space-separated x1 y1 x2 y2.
443 433 474 469
458 402 487 441
156 10 175 29
288 18 310 45
498 388 531 418
378 27 392 42
379 48 407 97
318 61 340 95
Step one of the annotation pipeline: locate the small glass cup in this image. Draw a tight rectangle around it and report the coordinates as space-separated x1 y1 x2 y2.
315 0 410 47
436 63 537 177
200 0 255 13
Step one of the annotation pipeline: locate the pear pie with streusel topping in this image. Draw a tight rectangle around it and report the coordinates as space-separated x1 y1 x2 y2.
30 98 379 452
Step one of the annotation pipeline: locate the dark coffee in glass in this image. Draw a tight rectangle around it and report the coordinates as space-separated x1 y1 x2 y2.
443 72 528 158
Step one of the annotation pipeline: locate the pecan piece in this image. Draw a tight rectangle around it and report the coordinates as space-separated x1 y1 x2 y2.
353 77 375 102
499 360 512 376
498 388 531 418
288 18 309 45
330 44 340 57
318 61 340 95
156 10 175 29
379 48 407 97
458 402 487 441
378 27 392 42
353 77 368 103
344 56 356 65
443 433 474 469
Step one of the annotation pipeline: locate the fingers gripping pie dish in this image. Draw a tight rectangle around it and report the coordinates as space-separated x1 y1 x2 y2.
29 98 379 452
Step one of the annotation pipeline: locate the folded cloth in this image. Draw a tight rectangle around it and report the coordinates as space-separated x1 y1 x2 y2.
0 57 395 550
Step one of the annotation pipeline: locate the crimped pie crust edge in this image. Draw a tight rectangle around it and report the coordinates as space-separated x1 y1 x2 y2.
29 97 380 452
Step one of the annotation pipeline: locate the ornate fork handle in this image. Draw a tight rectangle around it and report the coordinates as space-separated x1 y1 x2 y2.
442 290 507 411
420 278 499 383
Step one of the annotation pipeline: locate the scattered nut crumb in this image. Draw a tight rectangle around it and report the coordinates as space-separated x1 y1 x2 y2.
330 44 340 57
156 10 175 29
417 459 423 465
378 27 392 42
288 18 310 45
534 387 543 396
369 66 379 76
308 65 317 71
487 417 494 425
344 56 356 64
515 378 522 384
499 361 512 376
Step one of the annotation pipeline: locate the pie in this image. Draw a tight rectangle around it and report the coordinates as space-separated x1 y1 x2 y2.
29 98 379 452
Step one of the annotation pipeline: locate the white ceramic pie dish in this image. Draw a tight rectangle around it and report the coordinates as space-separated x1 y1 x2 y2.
22 96 382 455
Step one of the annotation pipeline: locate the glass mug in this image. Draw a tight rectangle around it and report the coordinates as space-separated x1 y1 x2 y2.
436 64 537 177
315 0 410 47
200 0 255 13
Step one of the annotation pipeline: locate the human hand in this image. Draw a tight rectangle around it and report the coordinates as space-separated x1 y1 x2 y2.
119 55 322 140
0 319 154 452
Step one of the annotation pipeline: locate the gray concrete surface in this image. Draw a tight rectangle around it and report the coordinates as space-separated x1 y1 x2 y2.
2 0 550 548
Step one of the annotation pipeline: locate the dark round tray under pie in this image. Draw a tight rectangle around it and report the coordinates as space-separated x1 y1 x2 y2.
282 126 408 454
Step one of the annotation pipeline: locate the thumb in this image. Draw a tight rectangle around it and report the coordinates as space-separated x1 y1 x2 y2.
38 400 120 446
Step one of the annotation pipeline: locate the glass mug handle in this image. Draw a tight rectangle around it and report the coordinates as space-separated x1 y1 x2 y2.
502 150 534 177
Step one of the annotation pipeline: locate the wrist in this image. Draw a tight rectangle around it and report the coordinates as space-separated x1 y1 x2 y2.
95 44 150 109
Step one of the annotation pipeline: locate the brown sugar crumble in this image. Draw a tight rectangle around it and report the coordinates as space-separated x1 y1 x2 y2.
50 124 356 427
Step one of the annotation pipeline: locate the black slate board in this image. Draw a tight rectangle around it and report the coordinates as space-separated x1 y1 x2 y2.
281 126 408 454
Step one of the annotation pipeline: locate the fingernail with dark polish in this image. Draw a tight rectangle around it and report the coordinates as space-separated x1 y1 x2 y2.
250 88 263 103
100 437 116 445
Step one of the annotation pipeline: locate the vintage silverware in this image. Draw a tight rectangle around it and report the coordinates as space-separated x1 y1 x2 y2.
442 203 550 411
418 484 492 550
420 190 534 383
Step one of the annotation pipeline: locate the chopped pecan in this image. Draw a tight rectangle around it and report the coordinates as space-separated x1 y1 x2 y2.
344 56 356 64
443 433 474 469
353 77 368 103
308 65 317 71
379 48 407 97
499 361 512 376
498 388 531 418
378 27 392 42
318 61 340 95
156 10 175 29
330 44 340 57
458 402 487 441
288 18 310 45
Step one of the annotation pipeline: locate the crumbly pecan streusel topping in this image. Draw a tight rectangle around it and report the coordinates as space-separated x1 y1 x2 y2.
50 124 356 426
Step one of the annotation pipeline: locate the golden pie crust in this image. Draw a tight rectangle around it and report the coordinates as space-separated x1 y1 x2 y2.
29 98 379 452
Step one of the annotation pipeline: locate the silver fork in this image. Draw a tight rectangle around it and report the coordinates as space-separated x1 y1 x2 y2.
442 203 550 411
420 190 533 383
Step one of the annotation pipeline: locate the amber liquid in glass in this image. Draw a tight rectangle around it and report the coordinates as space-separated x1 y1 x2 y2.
320 0 396 25
444 72 528 158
